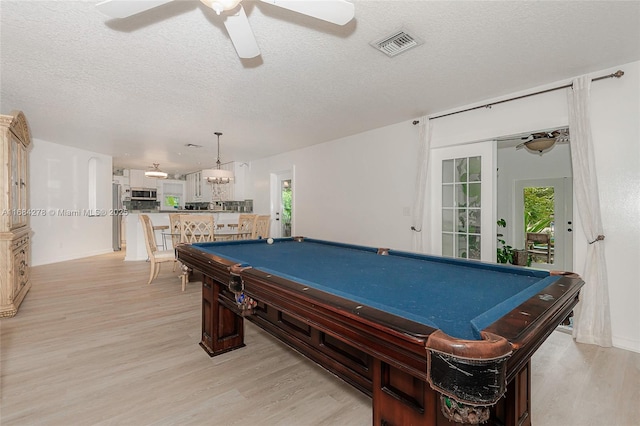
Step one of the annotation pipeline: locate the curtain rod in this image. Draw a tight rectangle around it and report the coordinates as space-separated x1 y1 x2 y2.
415 69 624 123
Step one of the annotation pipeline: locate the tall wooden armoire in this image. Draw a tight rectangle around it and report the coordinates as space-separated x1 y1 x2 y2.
1 110 32 317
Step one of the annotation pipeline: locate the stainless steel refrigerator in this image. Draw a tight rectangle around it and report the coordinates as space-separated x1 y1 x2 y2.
112 183 122 251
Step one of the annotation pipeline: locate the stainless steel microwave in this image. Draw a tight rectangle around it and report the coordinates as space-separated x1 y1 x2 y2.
131 188 157 200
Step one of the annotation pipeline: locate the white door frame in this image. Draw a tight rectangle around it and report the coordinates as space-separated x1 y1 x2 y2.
269 167 294 238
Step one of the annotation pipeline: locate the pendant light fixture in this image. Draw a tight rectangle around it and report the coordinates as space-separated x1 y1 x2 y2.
144 163 168 179
202 132 234 184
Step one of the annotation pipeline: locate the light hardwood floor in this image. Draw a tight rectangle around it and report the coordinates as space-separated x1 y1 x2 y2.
1 251 639 425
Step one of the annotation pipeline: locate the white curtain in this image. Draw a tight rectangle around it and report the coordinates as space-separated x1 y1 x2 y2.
567 76 613 347
411 117 432 252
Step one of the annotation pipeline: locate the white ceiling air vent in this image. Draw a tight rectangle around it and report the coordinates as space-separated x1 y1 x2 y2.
370 29 422 57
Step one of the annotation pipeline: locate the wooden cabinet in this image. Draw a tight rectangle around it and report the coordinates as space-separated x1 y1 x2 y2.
1 110 33 317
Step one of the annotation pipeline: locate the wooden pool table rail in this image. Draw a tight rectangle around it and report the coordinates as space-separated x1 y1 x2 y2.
176 242 583 426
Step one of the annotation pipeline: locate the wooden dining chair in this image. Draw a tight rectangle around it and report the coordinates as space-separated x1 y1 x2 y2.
168 213 182 248
168 213 182 271
179 214 215 243
238 214 257 240
139 214 177 285
179 214 215 291
252 215 271 239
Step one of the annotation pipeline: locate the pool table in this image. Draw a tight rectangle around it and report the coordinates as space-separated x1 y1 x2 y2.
176 237 583 425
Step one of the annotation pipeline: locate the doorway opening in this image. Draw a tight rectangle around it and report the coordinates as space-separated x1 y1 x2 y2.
270 169 294 238
514 178 572 272
497 138 574 330
524 185 555 264
281 179 292 237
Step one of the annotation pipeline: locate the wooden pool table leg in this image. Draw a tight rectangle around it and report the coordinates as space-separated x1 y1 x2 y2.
372 358 440 425
371 357 533 426
200 275 245 356
503 360 532 426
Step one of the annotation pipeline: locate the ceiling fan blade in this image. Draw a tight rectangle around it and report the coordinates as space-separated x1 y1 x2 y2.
555 129 570 143
96 0 175 19
223 5 260 59
260 0 355 25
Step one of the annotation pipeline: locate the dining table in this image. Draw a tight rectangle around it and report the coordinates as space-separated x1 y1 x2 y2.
162 229 252 249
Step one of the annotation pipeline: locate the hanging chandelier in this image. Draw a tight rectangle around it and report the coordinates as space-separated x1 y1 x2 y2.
144 163 168 179
202 132 234 184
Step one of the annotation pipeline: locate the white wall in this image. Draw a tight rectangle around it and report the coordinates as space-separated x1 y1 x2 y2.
248 61 640 352
249 120 421 250
589 62 640 352
30 139 113 266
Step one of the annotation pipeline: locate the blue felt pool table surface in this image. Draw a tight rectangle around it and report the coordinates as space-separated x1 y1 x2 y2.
190 238 560 340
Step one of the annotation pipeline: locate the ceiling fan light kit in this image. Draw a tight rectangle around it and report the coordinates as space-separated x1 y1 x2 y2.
96 0 355 60
513 129 570 154
200 0 242 15
145 163 169 179
523 138 556 153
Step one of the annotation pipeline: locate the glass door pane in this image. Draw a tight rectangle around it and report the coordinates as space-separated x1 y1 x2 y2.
442 156 482 259
281 179 292 237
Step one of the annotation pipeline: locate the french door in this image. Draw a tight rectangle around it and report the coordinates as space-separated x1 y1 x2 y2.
430 141 496 262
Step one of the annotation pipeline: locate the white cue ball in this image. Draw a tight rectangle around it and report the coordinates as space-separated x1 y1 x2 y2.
267 238 274 244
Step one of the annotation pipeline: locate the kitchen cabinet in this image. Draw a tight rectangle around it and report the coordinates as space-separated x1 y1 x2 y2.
186 173 194 202
232 162 246 200
112 175 129 186
186 163 249 203
129 169 159 189
0 110 32 317
144 175 160 189
186 171 204 202
129 169 144 188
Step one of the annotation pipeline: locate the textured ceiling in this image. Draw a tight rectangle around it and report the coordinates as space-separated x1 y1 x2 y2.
1 1 639 175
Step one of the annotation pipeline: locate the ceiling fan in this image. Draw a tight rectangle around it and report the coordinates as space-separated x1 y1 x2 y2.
515 129 570 153
96 0 355 59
